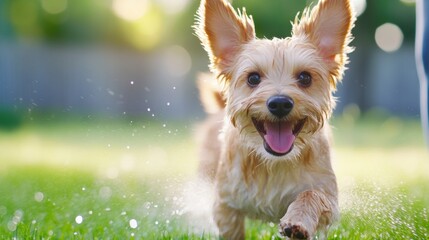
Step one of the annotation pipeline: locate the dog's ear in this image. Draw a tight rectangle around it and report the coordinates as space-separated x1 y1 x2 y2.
195 0 255 76
294 0 354 85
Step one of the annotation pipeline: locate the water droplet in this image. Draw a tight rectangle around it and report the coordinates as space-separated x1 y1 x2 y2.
155 221 159 225
75 215 83 224
129 219 138 229
34 192 44 202
126 145 130 150
89 210 93 215
99 187 112 200
14 210 23 219
166 102 170 106
107 89 115 96
162 124 166 128
147 108 151 112
130 81 134 85
7 221 16 231
82 187 86 191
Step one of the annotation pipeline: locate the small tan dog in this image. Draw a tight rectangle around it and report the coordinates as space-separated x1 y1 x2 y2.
194 0 354 239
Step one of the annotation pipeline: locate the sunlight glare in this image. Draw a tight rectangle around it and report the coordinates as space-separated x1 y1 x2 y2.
112 0 149 22
124 8 164 50
156 0 191 15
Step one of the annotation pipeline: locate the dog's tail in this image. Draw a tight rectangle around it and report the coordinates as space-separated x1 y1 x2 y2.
197 72 225 113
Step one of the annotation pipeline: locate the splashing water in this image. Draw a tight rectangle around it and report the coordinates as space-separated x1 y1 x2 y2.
75 215 83 224
174 178 218 235
34 192 44 202
129 219 138 229
332 181 429 239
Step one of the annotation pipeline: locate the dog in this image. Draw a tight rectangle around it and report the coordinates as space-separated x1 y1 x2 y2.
194 0 354 239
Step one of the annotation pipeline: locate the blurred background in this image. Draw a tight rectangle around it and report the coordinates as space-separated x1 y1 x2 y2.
0 0 421 124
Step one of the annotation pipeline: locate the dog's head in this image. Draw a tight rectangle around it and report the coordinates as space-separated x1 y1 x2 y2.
196 0 354 161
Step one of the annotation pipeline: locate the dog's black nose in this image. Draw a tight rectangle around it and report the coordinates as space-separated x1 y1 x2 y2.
266 95 294 118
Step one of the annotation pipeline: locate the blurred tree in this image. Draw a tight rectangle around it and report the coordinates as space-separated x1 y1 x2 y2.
0 0 417 50
229 0 308 38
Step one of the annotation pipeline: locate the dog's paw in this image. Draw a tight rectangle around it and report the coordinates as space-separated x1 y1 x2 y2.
279 223 309 239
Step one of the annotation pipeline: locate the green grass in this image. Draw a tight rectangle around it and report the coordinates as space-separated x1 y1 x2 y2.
0 116 428 239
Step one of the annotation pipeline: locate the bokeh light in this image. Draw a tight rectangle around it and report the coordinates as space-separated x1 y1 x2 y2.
350 0 367 17
122 7 164 50
162 45 192 77
41 0 68 14
156 0 192 15
375 23 404 53
112 0 150 22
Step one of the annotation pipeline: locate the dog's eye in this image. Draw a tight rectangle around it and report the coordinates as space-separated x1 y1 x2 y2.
297 71 312 88
247 72 261 87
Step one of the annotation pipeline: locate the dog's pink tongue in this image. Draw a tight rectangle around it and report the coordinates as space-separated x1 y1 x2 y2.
264 121 295 154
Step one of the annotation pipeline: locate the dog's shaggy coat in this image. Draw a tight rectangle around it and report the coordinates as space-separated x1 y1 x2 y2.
195 0 355 239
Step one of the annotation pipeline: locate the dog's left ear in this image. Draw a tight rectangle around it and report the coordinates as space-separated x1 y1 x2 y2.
294 0 355 85
195 0 255 77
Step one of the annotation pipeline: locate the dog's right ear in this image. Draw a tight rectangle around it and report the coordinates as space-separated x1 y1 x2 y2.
195 0 255 76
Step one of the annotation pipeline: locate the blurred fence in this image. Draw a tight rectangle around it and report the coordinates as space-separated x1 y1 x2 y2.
0 41 201 120
338 45 420 117
0 41 422 119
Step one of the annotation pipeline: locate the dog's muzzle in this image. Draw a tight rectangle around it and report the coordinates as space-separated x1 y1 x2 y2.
251 95 306 156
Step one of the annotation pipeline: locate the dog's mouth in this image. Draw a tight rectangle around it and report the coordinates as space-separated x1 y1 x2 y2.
252 117 306 156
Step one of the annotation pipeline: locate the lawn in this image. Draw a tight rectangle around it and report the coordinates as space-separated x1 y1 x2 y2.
0 115 428 239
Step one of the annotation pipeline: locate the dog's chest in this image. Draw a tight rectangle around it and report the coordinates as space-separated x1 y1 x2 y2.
220 160 305 221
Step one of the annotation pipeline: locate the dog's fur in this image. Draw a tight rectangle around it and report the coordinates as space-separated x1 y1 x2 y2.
194 0 354 239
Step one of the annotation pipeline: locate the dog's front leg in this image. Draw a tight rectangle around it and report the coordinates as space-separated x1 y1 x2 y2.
279 190 336 239
213 200 245 240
